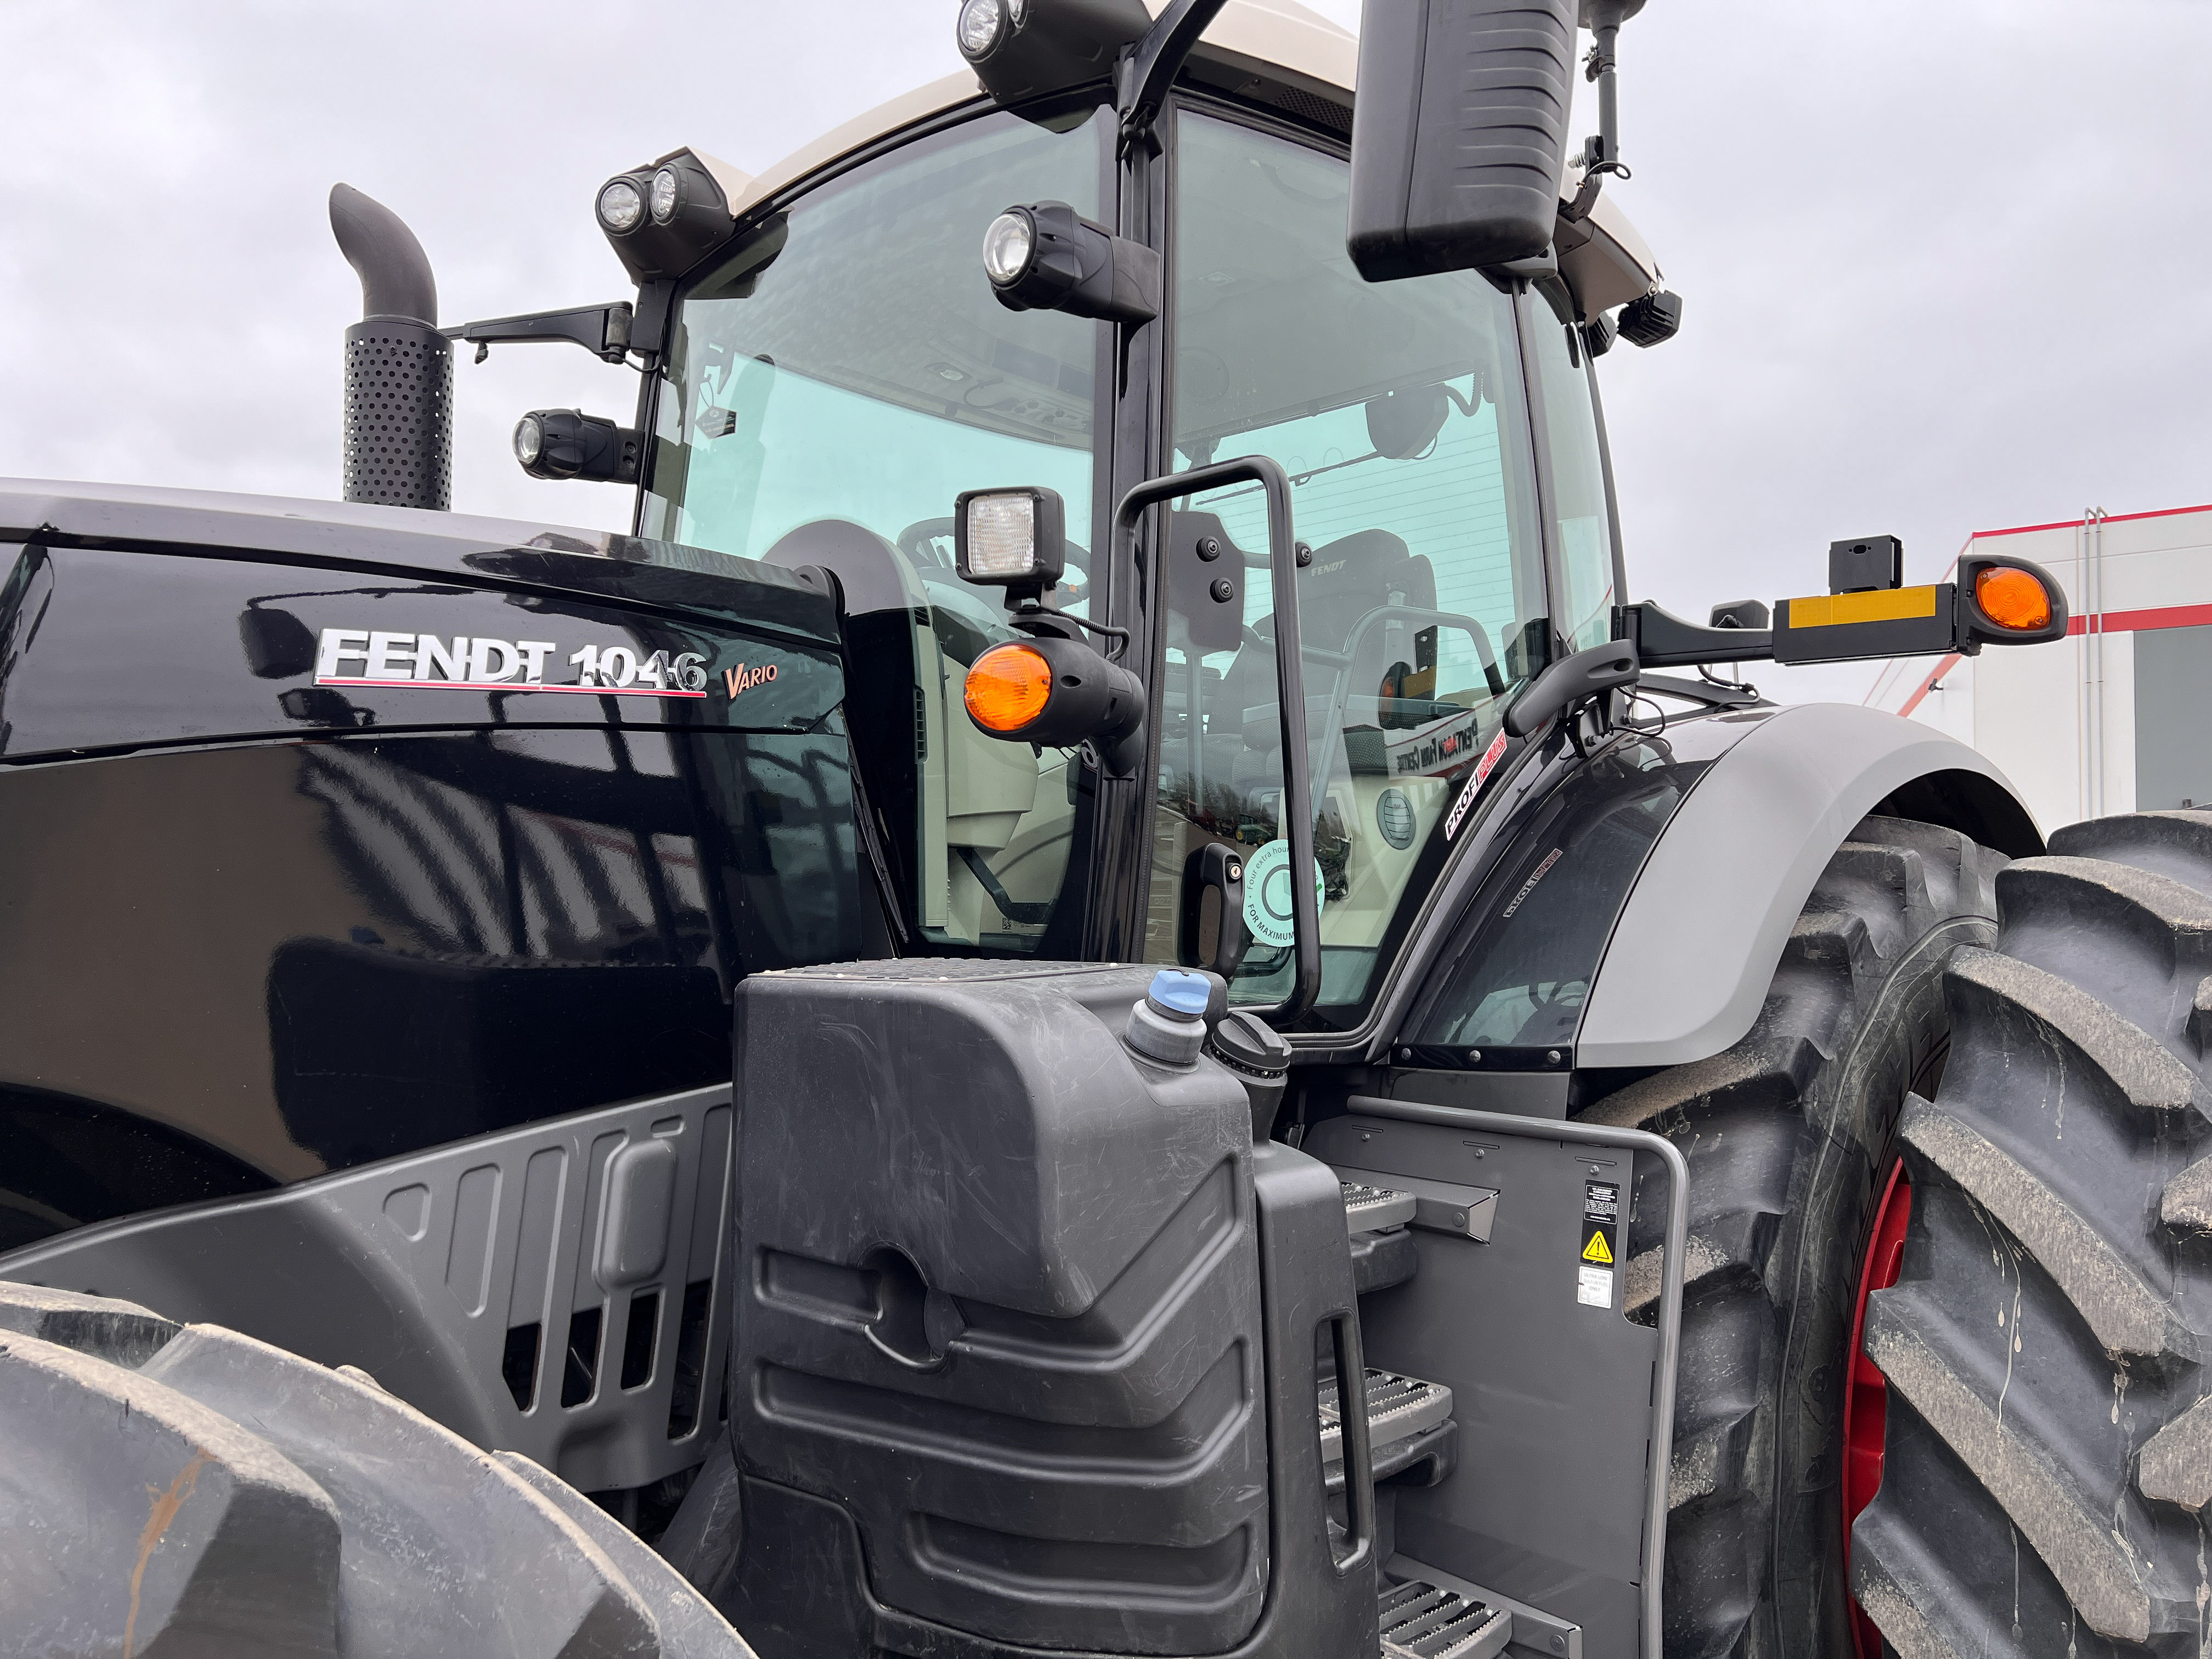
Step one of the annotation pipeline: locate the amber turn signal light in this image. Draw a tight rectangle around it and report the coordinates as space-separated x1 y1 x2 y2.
1974 566 2052 632
965 642 1053 732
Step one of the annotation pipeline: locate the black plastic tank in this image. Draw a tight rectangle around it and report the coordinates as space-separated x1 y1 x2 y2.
720 960 1378 1659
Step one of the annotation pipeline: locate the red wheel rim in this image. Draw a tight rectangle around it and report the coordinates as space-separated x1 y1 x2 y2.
1841 1158 1912 1659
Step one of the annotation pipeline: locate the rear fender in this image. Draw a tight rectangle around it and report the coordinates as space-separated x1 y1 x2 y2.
1576 703 2039 1069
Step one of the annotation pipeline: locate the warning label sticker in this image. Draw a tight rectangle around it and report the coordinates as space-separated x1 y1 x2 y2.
1578 1180 1620 1310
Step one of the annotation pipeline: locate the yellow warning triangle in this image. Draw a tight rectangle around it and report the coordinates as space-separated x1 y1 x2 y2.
1582 1231 1614 1265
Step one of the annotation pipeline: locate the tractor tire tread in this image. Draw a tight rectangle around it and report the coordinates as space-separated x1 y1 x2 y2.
0 1280 752 1659
1850 808 2212 1658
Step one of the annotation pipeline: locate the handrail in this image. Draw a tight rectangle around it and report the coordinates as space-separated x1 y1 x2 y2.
1113 456 1320 1019
1348 1096 1689 1659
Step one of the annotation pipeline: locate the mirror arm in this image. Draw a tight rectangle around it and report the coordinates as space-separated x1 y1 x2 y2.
1115 455 1319 1020
443 302 634 365
1504 638 1640 740
1117 0 1231 154
1619 599 1774 668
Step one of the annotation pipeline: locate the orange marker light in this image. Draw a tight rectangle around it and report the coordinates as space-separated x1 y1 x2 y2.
1976 566 2052 631
965 642 1053 732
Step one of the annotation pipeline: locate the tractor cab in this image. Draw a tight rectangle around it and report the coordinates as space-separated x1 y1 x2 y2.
620 4 1660 1049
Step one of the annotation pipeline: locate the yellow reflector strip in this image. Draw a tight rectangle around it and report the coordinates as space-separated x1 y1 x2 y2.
1787 586 1940 628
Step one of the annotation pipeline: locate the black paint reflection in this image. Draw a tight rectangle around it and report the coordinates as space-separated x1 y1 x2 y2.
0 725 864 1242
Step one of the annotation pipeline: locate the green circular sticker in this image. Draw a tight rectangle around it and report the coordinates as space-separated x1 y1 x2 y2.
1242 839 1325 950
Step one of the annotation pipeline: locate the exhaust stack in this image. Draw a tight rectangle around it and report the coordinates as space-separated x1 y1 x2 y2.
329 184 451 510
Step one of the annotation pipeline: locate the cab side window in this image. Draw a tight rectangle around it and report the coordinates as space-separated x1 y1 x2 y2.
1525 287 1621 654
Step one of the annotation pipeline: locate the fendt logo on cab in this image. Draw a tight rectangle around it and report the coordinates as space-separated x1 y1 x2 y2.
314 629 710 698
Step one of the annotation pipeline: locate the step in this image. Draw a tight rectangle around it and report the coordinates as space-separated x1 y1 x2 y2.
1342 1180 1417 1234
1317 1368 1453 1464
1348 1226 1419 1296
1324 1417 1456 1496
1379 1577 1512 1659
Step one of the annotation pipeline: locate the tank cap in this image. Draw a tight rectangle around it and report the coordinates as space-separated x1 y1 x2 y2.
1208 1008 1293 1076
1146 969 1210 1020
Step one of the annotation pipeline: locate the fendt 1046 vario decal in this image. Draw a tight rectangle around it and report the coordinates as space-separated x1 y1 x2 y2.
314 628 710 698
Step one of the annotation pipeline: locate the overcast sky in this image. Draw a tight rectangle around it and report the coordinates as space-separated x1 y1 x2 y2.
5 0 2207 704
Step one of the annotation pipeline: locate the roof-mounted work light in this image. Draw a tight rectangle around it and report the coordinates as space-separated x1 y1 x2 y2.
957 0 1024 58
954 0 1148 105
1617 288 1683 348
594 148 743 285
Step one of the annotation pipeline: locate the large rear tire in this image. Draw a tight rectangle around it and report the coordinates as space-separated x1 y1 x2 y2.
1581 815 2009 1657
1849 810 2212 1657
0 1281 751 1658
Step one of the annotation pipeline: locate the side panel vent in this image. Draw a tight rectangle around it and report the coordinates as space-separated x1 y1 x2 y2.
0 1085 736 1496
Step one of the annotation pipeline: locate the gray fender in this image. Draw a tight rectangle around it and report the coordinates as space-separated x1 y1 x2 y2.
1575 703 2039 1069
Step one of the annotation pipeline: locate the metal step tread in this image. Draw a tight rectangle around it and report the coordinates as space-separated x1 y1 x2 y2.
1379 1577 1511 1659
1318 1368 1453 1462
1342 1180 1417 1234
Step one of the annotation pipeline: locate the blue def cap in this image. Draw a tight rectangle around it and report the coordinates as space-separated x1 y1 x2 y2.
1146 968 1211 1020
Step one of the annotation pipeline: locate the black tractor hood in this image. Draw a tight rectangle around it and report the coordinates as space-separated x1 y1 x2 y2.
0 479 836 644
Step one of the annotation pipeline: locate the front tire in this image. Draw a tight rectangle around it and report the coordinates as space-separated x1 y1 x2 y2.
0 1280 750 1657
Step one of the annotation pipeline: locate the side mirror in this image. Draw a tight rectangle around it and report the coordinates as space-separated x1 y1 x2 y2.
1345 0 1579 281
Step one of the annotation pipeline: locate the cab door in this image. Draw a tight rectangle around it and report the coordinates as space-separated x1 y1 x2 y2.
1137 104 1616 1028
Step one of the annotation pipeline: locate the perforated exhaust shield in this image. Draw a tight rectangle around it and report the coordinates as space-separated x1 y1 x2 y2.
343 318 452 510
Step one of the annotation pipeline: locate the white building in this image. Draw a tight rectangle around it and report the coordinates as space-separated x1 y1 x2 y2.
1865 503 2212 834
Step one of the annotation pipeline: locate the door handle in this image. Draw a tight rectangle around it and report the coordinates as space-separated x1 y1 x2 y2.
1179 842 1248 977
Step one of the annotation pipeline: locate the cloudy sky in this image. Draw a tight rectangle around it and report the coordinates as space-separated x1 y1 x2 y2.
5 0 2206 704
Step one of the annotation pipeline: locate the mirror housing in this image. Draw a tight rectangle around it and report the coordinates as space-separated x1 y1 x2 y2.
1346 0 1579 282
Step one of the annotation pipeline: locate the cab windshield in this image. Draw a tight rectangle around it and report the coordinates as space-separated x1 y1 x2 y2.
641 108 1108 952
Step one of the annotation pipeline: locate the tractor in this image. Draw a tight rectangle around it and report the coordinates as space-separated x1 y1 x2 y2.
5 3 2203 1657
